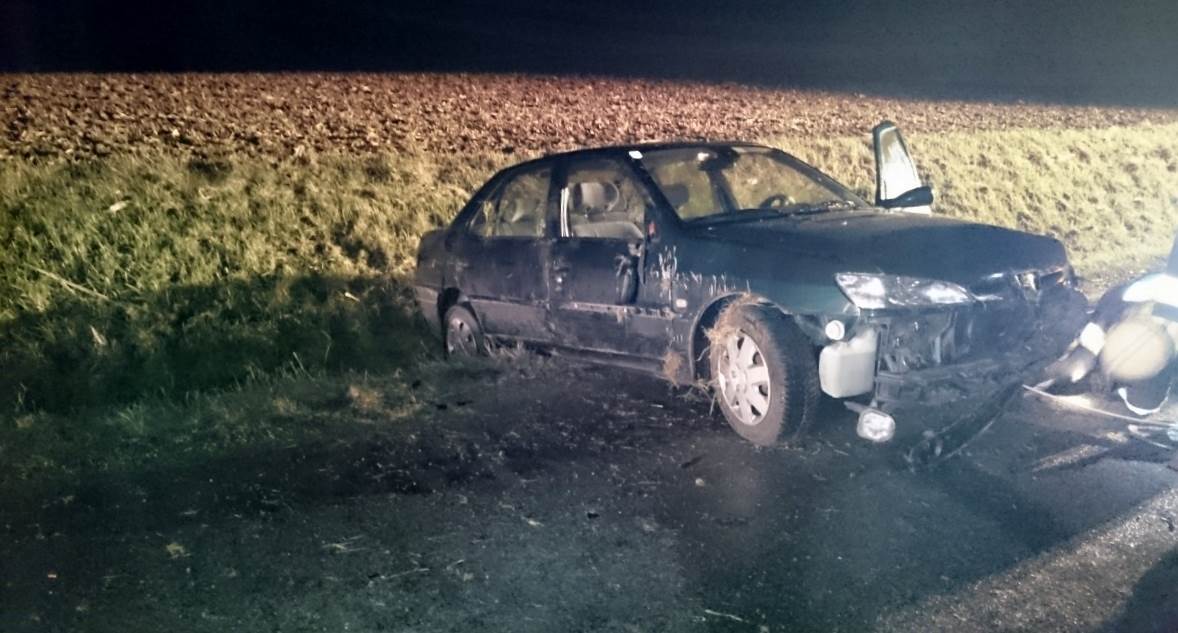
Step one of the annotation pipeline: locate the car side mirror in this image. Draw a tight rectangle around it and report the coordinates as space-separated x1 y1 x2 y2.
878 185 934 210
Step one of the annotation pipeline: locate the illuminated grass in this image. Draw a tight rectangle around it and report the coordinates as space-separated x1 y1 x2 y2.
4 124 1178 412
0 151 506 411
1 122 1177 482
774 122 1178 272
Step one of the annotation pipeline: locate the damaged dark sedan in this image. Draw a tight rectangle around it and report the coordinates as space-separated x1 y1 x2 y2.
414 124 1088 447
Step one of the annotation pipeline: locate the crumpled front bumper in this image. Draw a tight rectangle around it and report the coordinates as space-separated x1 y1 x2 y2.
875 356 1033 405
867 285 1089 409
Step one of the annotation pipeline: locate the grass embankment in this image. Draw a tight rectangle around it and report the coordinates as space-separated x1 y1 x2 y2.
2 123 1177 483
774 123 1178 273
0 151 507 482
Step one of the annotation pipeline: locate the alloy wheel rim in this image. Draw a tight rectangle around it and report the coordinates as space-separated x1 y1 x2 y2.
716 330 772 426
446 317 476 355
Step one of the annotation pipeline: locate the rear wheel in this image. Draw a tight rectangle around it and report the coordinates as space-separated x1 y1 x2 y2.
443 305 486 358
709 305 819 445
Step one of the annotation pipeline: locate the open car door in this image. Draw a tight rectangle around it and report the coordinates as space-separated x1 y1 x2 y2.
873 121 933 214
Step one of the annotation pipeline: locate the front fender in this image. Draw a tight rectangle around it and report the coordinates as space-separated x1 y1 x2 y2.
682 285 856 379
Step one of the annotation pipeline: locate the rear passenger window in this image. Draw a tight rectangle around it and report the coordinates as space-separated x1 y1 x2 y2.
468 166 552 238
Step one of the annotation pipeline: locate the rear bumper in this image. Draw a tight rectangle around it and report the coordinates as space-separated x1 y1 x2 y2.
413 286 442 336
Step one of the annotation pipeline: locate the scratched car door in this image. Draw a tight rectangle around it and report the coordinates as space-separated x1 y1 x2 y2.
451 163 555 341
547 155 649 353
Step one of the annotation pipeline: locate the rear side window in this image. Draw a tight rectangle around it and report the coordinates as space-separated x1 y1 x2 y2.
468 166 552 238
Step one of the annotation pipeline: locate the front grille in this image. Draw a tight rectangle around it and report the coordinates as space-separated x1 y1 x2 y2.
873 272 1086 378
876 302 1036 373
877 269 1069 373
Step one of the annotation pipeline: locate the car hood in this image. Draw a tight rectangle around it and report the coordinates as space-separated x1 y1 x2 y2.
684 210 1068 285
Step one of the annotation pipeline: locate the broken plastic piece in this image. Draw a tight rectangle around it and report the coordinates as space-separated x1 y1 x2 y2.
1078 322 1106 354
856 408 896 443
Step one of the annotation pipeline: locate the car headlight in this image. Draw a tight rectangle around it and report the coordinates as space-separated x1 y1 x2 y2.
835 273 975 310
1122 273 1178 307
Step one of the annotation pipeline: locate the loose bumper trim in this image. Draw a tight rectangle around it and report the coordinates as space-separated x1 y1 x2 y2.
874 356 1037 406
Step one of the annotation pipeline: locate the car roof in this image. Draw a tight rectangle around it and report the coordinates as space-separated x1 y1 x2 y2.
501 140 773 172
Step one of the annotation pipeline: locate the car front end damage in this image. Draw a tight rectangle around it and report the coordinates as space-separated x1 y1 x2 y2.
817 267 1088 448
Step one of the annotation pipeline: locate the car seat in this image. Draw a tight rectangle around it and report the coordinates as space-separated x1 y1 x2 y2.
498 196 542 236
568 181 642 240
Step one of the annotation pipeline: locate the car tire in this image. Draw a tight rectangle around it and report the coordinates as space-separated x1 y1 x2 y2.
708 304 819 446
443 304 486 358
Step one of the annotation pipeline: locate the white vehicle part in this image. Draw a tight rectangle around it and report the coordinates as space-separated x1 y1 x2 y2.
1078 322 1106 354
1117 386 1166 417
1122 273 1178 307
856 408 896 443
819 328 878 398
1100 316 1174 383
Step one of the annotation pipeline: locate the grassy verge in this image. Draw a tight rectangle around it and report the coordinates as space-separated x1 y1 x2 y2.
0 151 509 412
2 122 1177 485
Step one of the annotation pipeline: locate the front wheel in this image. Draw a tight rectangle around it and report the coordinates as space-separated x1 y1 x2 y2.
709 305 819 446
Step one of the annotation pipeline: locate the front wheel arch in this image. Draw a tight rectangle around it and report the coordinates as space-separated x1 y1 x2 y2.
690 293 804 381
706 302 821 445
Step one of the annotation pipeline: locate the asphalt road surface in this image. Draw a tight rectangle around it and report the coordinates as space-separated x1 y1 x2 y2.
3 359 1177 632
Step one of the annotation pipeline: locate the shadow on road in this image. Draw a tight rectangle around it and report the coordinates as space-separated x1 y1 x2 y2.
1101 549 1178 633
2 362 1176 631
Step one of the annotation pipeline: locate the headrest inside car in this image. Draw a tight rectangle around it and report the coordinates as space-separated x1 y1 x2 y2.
570 181 619 214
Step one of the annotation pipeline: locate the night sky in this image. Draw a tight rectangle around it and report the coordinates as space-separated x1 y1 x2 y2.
3 0 1177 103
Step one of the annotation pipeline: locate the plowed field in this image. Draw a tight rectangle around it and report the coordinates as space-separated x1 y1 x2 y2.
4 72 1178 160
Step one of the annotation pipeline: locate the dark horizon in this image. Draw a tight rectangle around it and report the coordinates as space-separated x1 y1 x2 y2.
3 0 1178 105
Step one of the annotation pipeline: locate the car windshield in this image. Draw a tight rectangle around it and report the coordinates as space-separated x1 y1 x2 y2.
638 146 864 222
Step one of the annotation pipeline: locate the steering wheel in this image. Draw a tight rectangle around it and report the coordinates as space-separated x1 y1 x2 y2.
758 193 794 209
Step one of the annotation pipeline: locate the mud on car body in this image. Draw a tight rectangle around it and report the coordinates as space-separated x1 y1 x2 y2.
414 123 1087 447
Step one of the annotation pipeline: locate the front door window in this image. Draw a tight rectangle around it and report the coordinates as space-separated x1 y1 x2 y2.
561 158 647 241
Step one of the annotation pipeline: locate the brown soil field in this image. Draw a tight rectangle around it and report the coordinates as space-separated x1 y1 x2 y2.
4 72 1178 160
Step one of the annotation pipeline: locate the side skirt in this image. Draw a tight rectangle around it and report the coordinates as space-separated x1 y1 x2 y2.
490 337 668 380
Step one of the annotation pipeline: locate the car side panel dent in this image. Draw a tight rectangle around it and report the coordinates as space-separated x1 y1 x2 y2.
643 239 851 380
